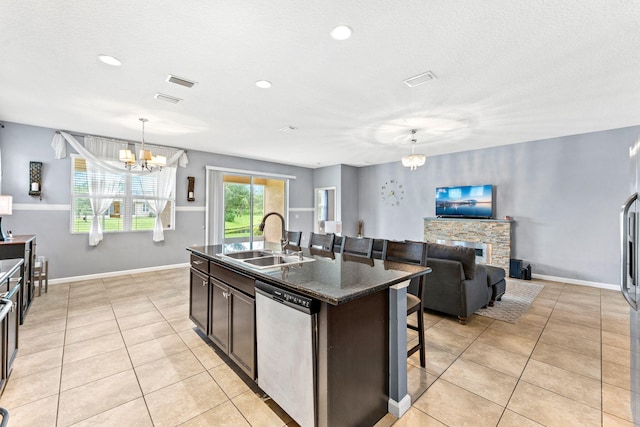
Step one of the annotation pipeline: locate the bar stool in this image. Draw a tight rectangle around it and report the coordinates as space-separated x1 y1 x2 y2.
285 231 302 250
342 236 374 258
382 240 427 367
34 255 49 296
308 232 335 251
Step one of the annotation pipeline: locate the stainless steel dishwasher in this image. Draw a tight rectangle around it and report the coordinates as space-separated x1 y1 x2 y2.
255 280 319 427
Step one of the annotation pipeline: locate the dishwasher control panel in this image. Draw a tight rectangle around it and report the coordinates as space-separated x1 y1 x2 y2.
256 281 319 314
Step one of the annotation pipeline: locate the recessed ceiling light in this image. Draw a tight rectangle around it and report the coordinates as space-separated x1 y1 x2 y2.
279 125 297 133
97 54 122 66
330 25 352 40
256 80 272 89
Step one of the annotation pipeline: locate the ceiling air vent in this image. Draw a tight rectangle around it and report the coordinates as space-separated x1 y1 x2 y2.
403 71 437 88
166 75 197 88
154 93 183 104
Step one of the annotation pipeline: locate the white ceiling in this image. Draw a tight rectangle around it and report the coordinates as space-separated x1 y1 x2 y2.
1 1 639 168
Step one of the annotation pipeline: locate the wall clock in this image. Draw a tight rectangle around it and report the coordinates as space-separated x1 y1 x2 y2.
381 179 404 206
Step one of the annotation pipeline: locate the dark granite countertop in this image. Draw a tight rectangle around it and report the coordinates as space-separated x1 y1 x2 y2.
0 259 23 284
187 245 430 305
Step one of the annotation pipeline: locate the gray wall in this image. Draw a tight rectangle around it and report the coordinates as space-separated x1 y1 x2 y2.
340 165 360 237
3 120 637 285
0 122 314 279
312 164 361 236
358 126 639 285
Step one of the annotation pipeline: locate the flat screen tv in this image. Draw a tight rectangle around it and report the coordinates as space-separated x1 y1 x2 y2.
435 184 494 219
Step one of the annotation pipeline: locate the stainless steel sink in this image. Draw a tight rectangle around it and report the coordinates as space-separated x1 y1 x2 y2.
222 250 272 260
219 250 315 269
243 255 294 268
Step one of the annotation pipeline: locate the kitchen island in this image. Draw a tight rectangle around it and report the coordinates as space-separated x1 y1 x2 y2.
187 244 430 427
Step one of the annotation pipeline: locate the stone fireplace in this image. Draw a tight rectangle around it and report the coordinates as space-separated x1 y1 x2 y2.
424 218 513 271
436 240 492 265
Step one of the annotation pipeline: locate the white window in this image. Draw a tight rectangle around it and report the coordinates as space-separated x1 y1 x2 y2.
70 157 175 234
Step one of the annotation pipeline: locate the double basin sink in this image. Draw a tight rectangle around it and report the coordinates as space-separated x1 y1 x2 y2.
219 249 316 269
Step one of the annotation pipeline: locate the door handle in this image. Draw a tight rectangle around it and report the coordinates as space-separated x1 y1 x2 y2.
202 280 207 287
620 193 639 310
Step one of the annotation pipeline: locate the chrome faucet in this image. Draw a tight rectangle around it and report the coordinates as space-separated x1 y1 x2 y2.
258 212 288 253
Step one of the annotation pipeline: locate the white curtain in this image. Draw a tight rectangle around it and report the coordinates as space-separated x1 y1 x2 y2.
51 131 189 172
148 167 175 241
134 143 179 242
207 170 225 245
52 131 189 243
85 137 127 246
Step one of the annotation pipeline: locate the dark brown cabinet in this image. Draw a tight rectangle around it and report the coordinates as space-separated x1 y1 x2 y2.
189 256 256 379
0 261 21 395
209 279 230 353
228 288 255 377
208 271 256 379
189 268 210 335
0 235 36 324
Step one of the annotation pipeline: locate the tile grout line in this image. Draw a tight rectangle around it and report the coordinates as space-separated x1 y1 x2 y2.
493 281 562 427
112 275 158 427
54 279 72 427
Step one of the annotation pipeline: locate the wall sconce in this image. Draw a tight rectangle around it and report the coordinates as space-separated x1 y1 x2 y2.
29 161 43 200
187 176 195 202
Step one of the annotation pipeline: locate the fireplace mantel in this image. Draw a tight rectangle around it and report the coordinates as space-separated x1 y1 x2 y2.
423 217 513 271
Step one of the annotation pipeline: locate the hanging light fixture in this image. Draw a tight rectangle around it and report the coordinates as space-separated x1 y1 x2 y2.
401 129 426 171
119 118 167 171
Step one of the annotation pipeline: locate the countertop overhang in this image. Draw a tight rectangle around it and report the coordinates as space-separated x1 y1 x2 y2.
0 259 23 284
187 245 430 305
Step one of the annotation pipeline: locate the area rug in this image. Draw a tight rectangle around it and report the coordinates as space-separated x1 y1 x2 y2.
475 280 544 323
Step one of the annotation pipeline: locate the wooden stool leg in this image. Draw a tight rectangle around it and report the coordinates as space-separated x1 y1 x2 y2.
36 268 41 297
44 260 49 293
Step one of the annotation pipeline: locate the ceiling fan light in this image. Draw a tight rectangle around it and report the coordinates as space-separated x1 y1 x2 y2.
401 154 426 171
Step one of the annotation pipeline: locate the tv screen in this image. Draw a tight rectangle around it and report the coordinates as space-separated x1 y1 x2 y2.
435 185 494 218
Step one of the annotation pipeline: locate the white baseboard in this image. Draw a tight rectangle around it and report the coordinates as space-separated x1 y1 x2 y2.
49 262 190 285
531 273 618 291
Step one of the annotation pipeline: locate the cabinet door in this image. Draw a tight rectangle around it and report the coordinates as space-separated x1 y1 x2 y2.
210 279 230 353
229 289 255 379
189 268 209 335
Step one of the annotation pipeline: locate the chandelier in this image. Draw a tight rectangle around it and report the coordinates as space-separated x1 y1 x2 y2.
119 118 167 171
401 129 426 171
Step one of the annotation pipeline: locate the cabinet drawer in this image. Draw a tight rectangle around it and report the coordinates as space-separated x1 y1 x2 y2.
210 263 255 297
190 254 209 275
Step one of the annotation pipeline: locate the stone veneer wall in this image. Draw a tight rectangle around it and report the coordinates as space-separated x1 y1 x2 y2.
424 218 513 271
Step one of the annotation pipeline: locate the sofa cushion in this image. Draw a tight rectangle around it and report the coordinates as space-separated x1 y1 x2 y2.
427 242 476 279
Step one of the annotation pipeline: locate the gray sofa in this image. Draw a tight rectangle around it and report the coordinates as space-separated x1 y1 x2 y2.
423 242 493 324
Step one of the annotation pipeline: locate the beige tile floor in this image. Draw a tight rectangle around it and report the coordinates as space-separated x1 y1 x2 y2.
1 269 638 426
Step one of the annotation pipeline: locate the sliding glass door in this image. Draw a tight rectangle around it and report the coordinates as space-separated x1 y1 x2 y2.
207 169 288 249
223 175 265 245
